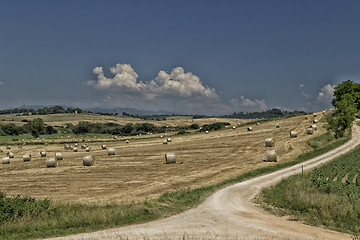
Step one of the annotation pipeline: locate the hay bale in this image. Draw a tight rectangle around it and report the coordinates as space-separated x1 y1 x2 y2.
55 152 63 160
83 155 95 166
313 119 319 124
313 113 318 117
101 145 107 149
163 140 168 145
275 124 280 128
74 143 78 147
64 144 69 150
256 122 260 126
265 138 275 147
70 146 74 150
290 131 298 138
73 147 78 152
108 148 115 156
160 135 164 138
125 140 129 144
40 150 46 157
311 124 318 130
232 126 236 130
266 150 277 162
23 154 31 162
0 148 3 153
165 153 176 164
307 128 314 135
205 131 209 134
2 157 10 164
247 127 253 131
167 138 172 142
7 152 14 158
86 147 91 152
46 158 57 168
305 116 309 120
6 146 11 150
81 145 87 149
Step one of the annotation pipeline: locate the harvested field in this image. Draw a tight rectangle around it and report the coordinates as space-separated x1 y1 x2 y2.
0 114 325 205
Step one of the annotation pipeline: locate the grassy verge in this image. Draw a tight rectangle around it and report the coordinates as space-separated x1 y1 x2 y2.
260 129 360 235
0 128 351 239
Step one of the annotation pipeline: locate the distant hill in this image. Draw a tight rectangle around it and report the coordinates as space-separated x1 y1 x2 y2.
221 108 306 119
83 107 177 116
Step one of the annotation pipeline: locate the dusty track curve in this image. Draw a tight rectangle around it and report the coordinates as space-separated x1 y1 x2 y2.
49 124 360 240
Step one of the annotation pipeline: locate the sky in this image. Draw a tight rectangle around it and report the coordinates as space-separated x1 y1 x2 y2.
1 0 360 115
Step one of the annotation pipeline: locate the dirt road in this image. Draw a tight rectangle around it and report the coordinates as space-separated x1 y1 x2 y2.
48 124 360 240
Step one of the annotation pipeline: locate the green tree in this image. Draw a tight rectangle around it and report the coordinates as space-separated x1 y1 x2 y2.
327 93 357 138
332 80 360 110
29 118 45 138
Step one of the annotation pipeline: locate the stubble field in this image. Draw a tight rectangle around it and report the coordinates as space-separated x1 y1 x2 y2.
0 114 324 205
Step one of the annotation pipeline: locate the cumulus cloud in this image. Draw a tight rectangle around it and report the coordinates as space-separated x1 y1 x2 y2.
87 64 217 100
0 81 4 86
230 96 268 112
317 84 335 108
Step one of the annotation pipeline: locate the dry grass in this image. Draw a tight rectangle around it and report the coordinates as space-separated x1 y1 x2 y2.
0 114 324 205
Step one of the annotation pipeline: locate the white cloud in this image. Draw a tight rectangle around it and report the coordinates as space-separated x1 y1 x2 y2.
0 81 4 86
230 96 268 112
317 84 335 108
88 64 217 99
299 84 304 88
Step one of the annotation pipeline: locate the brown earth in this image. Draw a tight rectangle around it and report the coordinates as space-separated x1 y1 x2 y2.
45 121 360 240
1 114 323 205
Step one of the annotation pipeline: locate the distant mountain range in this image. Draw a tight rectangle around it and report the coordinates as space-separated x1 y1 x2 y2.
17 105 177 116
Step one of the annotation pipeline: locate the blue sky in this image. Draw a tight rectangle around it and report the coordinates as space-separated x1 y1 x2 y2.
1 0 360 115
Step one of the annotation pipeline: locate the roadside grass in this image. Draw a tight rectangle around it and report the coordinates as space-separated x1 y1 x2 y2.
0 127 351 239
260 129 360 235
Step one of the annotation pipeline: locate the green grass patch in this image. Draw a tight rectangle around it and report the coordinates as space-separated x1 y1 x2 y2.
0 128 351 239
260 129 360 235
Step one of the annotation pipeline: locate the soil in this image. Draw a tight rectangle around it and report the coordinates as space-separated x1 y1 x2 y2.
44 121 360 240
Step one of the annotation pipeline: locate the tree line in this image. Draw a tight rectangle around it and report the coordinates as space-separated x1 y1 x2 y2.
326 80 360 138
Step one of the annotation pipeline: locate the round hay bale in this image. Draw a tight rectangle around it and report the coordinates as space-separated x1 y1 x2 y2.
86 147 91 152
0 148 3 153
81 144 87 149
73 147 78 152
64 144 69 150
305 116 309 120
290 131 298 138
247 127 253 131
125 140 129 144
256 122 260 126
23 154 31 162
163 140 168 145
44 142 48 146
40 151 46 157
83 155 95 166
307 128 314 135
165 153 176 164
266 150 277 162
6 146 11 150
311 124 318 130
313 119 319 124
265 138 275 147
167 138 172 142
160 135 164 138
205 131 209 134
275 124 280 128
2 157 10 164
313 113 318 117
70 146 74 150
7 152 14 158
46 158 57 168
101 145 107 149
108 148 115 156
55 152 63 160
74 143 78 147
232 126 236 130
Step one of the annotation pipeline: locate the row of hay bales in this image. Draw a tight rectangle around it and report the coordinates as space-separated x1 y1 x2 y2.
2 150 95 167
262 116 320 162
